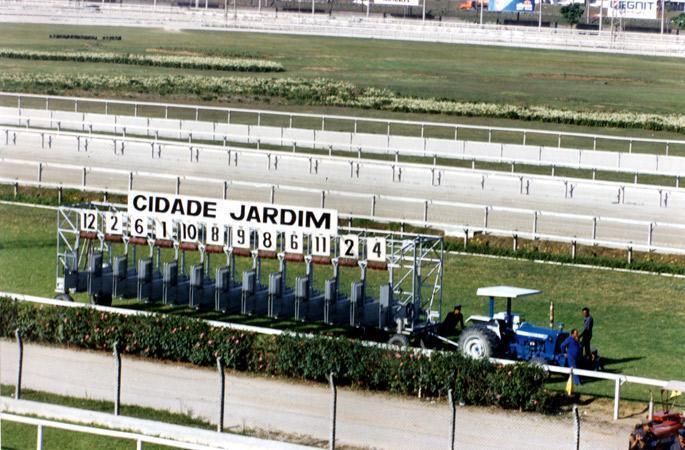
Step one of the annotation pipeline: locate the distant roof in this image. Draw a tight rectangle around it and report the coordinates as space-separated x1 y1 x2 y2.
476 286 542 299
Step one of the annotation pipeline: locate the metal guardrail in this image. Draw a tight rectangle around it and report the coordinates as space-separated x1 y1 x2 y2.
4 108 685 183
0 291 677 421
4 92 684 156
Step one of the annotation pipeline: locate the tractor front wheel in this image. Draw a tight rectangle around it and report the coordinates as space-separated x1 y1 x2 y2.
458 326 500 359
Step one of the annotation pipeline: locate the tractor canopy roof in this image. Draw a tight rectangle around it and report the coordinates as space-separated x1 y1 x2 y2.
476 286 542 299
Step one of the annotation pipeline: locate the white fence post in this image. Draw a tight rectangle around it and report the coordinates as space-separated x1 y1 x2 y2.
36 423 44 450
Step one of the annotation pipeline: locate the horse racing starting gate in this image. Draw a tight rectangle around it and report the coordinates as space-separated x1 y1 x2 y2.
55 191 444 340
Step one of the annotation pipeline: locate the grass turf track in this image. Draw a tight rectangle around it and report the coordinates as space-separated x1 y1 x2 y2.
2 203 685 404
0 23 684 116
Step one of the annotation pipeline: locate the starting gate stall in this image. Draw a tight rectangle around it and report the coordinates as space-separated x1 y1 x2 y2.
54 191 444 341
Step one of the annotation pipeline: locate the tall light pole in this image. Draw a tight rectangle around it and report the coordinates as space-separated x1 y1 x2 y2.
479 0 484 25
660 0 665 34
538 0 542 30
599 0 603 31
422 0 426 21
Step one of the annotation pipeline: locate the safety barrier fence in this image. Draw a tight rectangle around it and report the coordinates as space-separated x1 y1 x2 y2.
3 92 684 157
0 413 221 450
0 0 683 57
2 161 685 255
2 123 681 217
0 291 678 423
4 107 685 184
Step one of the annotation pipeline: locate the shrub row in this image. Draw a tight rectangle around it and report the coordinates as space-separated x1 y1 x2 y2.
0 73 683 132
0 50 284 73
0 297 554 413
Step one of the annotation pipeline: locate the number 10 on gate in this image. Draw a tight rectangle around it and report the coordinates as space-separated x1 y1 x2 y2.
85 211 386 261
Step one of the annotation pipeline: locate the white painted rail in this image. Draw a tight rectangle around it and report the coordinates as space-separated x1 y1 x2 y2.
4 106 685 182
4 92 684 157
2 167 685 255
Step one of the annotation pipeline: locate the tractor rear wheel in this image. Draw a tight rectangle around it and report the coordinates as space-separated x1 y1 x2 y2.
458 326 500 359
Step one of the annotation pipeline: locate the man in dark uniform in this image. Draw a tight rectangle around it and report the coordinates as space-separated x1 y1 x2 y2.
561 329 582 385
439 304 464 336
669 428 685 450
580 307 593 361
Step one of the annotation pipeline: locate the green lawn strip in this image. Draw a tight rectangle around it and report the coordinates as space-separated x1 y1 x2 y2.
2 203 685 401
0 386 332 449
1 24 685 136
0 387 211 450
0 24 684 115
0 417 176 450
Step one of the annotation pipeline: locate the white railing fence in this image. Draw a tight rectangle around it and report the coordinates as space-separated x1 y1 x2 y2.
3 92 684 157
3 107 685 183
2 160 684 255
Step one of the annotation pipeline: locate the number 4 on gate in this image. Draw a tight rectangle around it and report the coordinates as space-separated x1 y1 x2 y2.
366 237 386 262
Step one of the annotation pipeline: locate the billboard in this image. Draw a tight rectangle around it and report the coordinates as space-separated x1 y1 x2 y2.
607 0 658 19
489 0 535 12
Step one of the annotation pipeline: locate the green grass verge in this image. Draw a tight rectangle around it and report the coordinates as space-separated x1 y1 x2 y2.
1 202 685 403
0 388 181 450
1 23 683 115
0 385 297 450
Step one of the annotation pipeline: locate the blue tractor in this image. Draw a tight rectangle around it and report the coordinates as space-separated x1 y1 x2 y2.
457 286 569 366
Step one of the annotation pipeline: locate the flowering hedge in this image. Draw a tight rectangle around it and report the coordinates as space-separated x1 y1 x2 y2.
0 297 554 412
0 49 284 72
0 73 683 132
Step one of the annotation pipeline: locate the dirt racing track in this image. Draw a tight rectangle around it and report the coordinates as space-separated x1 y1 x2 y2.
2 120 685 253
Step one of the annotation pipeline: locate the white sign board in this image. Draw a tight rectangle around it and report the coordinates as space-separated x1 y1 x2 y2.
607 0 658 19
128 191 338 236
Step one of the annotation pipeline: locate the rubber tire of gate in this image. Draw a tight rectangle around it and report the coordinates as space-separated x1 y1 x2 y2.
387 334 409 347
457 325 500 359
55 293 75 302
90 293 113 307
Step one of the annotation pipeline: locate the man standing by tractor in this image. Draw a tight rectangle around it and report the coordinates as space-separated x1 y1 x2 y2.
561 329 582 385
580 307 594 361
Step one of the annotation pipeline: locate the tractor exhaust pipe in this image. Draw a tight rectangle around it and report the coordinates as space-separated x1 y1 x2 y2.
549 301 555 328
